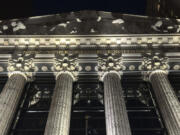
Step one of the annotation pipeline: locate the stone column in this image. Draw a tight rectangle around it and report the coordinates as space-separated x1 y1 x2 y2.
0 72 27 135
44 73 73 135
149 70 180 135
103 72 132 135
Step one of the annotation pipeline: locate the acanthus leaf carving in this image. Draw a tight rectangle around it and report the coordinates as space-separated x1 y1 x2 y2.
53 54 79 80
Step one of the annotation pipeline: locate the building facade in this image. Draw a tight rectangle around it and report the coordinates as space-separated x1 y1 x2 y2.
0 11 180 135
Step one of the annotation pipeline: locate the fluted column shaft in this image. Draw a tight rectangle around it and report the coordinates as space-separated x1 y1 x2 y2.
44 73 73 135
103 72 132 135
150 70 180 135
0 73 26 135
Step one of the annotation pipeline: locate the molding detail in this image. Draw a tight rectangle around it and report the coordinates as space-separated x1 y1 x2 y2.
0 35 180 46
100 71 123 82
56 71 76 81
149 70 168 81
8 71 28 81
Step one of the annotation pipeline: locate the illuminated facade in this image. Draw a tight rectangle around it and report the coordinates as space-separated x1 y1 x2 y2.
0 11 180 135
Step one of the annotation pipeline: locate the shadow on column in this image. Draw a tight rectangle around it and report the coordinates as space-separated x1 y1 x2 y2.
9 75 55 135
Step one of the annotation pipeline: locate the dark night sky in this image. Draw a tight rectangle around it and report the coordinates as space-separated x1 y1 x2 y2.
0 0 147 19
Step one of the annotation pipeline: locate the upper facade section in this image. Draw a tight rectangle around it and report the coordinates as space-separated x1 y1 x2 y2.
0 11 180 35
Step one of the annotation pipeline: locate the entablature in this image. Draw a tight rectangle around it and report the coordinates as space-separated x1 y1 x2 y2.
0 34 179 80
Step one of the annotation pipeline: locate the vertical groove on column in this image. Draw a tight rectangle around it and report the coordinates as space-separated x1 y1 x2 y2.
0 74 26 135
150 70 180 135
44 73 73 135
103 73 132 135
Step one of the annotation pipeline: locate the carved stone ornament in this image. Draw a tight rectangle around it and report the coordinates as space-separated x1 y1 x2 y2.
141 55 169 81
97 55 124 81
141 55 169 71
53 54 79 80
7 54 35 80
